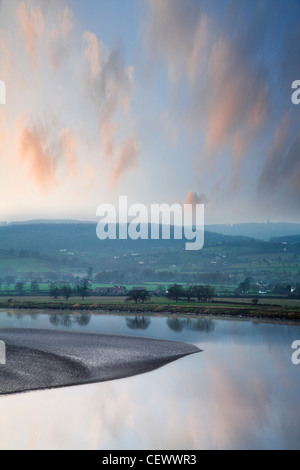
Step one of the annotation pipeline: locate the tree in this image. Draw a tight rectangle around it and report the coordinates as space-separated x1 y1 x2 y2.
204 285 215 302
139 290 151 303
126 289 151 304
191 285 215 302
61 285 72 300
184 286 195 302
126 289 140 304
30 281 39 292
167 284 184 302
252 298 259 305
15 282 24 296
76 282 90 300
50 287 60 301
236 277 251 294
193 285 206 302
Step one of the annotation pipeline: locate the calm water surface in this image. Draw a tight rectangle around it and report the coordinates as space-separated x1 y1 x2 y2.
0 309 299 450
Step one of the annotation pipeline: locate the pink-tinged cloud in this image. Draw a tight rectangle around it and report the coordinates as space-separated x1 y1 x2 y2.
17 1 44 67
187 15 207 82
83 30 136 164
205 38 269 154
48 6 74 69
184 190 207 206
83 31 102 79
17 116 78 191
259 114 300 203
110 136 139 189
61 6 73 39
18 120 57 190
145 0 207 84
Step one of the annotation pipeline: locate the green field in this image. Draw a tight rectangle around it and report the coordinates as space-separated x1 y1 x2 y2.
0 295 299 321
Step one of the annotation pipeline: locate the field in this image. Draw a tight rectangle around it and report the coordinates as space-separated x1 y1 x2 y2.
0 295 299 320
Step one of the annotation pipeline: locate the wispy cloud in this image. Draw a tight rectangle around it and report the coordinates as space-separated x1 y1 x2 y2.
0 0 139 211
83 32 135 163
18 118 58 190
110 135 139 190
17 0 44 67
141 0 300 220
184 190 207 206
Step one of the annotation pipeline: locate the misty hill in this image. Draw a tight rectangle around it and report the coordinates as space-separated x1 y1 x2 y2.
270 234 300 245
0 222 249 255
2 220 299 243
207 223 300 241
0 222 300 287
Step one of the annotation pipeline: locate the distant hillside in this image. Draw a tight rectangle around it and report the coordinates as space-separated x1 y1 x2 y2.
0 222 248 255
207 223 300 241
270 234 300 245
0 222 300 286
2 220 300 243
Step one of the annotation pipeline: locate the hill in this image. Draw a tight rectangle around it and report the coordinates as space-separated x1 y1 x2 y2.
0 222 299 288
270 235 300 245
207 222 300 241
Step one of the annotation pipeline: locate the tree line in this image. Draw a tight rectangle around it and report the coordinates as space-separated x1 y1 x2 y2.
167 284 215 303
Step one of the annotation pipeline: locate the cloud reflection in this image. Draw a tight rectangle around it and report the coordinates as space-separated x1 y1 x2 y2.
0 320 299 450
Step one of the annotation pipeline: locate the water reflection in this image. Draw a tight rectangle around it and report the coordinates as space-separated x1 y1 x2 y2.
29 313 39 321
167 317 215 333
49 313 91 328
125 316 151 330
0 310 300 450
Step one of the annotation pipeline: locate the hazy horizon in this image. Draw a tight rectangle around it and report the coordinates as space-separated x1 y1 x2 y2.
1 0 300 225
1 218 300 226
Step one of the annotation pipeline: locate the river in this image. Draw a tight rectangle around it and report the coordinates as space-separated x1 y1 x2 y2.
0 310 299 450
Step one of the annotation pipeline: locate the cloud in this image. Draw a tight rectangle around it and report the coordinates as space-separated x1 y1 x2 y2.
0 0 139 211
48 6 74 69
18 119 58 190
259 114 300 204
110 135 139 190
204 37 269 154
17 0 45 67
142 0 300 220
83 31 102 80
184 190 207 206
17 113 78 191
83 32 135 165
144 2 270 154
144 0 206 84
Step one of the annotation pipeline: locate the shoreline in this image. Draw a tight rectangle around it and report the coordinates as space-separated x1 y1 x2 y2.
0 298 299 322
0 329 200 396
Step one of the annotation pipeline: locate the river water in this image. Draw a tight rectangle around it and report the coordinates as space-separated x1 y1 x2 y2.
0 309 299 450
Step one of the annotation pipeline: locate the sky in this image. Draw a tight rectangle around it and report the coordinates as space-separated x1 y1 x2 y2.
0 0 300 224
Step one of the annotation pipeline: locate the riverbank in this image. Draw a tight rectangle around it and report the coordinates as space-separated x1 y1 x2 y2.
0 297 299 320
